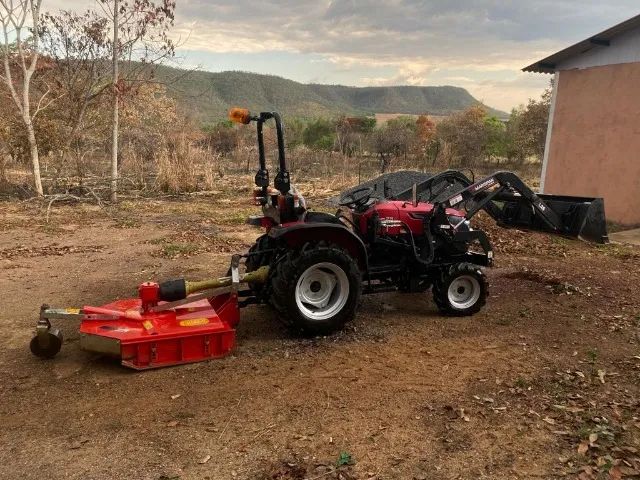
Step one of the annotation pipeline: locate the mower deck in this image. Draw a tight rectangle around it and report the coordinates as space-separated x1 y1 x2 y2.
31 258 273 369
33 286 241 370
80 295 237 370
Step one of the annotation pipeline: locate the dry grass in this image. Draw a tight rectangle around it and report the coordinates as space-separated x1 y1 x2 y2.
2 143 542 200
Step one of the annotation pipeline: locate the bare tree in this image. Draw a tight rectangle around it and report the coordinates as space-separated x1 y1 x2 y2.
0 0 53 195
110 0 118 201
96 0 175 201
371 117 417 172
40 10 111 163
436 106 489 167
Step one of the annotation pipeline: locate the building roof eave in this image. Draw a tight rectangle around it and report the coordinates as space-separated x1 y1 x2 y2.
522 13 640 73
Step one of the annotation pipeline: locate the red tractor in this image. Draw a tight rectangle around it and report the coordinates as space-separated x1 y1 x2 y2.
30 109 607 369
227 108 608 335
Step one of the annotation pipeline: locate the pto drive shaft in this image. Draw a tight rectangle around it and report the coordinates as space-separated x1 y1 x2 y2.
158 266 270 302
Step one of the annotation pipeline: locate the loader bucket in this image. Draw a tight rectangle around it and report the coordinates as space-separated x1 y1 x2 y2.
497 194 609 244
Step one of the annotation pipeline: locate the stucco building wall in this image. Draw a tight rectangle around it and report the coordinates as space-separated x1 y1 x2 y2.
543 62 640 225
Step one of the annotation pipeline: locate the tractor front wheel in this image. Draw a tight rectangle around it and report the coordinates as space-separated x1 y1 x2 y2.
433 263 487 316
270 242 361 336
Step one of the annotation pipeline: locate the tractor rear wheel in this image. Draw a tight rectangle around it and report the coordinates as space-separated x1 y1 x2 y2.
433 263 487 316
270 242 361 336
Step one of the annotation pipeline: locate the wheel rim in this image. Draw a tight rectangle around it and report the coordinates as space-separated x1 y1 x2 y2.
295 262 349 321
447 274 481 310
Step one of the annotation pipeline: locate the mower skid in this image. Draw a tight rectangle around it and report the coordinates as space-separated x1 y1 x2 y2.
497 193 609 244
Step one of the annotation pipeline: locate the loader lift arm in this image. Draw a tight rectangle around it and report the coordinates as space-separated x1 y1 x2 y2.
445 171 563 230
408 170 608 244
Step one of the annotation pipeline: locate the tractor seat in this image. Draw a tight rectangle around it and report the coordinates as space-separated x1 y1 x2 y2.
303 211 344 225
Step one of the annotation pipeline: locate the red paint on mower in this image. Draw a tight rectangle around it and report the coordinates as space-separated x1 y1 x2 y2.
79 285 238 370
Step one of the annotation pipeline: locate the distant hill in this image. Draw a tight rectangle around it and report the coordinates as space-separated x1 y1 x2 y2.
153 66 506 123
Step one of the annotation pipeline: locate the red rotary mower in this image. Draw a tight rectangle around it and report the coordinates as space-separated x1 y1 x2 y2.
30 108 609 369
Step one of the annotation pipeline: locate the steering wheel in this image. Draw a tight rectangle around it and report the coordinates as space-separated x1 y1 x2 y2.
339 186 373 209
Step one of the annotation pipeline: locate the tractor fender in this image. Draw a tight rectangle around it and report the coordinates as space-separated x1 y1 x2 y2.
268 223 369 272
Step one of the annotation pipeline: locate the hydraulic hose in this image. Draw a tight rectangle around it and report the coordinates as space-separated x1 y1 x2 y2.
399 219 435 266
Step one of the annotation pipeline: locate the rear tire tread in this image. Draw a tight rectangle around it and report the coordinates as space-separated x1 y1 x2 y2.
269 241 361 335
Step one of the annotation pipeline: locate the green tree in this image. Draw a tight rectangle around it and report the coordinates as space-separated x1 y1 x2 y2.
285 117 306 149
484 116 507 159
303 118 335 151
371 116 417 172
506 88 551 163
435 105 488 167
335 115 376 156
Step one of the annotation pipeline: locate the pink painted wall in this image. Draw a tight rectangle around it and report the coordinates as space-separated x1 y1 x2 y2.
545 62 640 225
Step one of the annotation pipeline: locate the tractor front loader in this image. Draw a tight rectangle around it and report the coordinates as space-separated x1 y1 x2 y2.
30 108 608 370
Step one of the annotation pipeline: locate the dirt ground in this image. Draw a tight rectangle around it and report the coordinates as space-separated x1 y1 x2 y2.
1 190 639 480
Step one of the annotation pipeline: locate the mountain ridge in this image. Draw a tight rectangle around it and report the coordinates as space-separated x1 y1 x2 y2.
153 66 507 122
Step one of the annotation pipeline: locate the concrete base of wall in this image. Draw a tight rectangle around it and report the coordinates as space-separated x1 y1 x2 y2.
609 228 640 246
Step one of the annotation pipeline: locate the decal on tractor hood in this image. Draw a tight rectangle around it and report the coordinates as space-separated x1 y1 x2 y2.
471 177 497 193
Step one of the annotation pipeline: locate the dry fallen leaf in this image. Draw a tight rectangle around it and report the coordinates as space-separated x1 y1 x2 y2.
589 433 598 445
458 408 470 422
578 465 594 480
542 416 556 425
578 441 590 455
566 406 585 413
597 370 606 384
609 465 622 480
619 466 640 476
198 454 211 464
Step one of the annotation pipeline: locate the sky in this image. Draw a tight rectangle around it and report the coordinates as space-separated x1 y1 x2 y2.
50 0 640 112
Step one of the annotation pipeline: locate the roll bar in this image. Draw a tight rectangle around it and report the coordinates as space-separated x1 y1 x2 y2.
253 112 290 195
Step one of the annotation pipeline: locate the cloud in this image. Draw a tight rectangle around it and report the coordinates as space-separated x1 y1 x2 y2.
43 0 640 110
465 74 552 111
362 64 433 86
172 0 638 74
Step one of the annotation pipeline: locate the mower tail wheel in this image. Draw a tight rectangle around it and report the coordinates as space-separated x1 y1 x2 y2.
433 263 487 316
269 242 361 336
30 328 63 359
